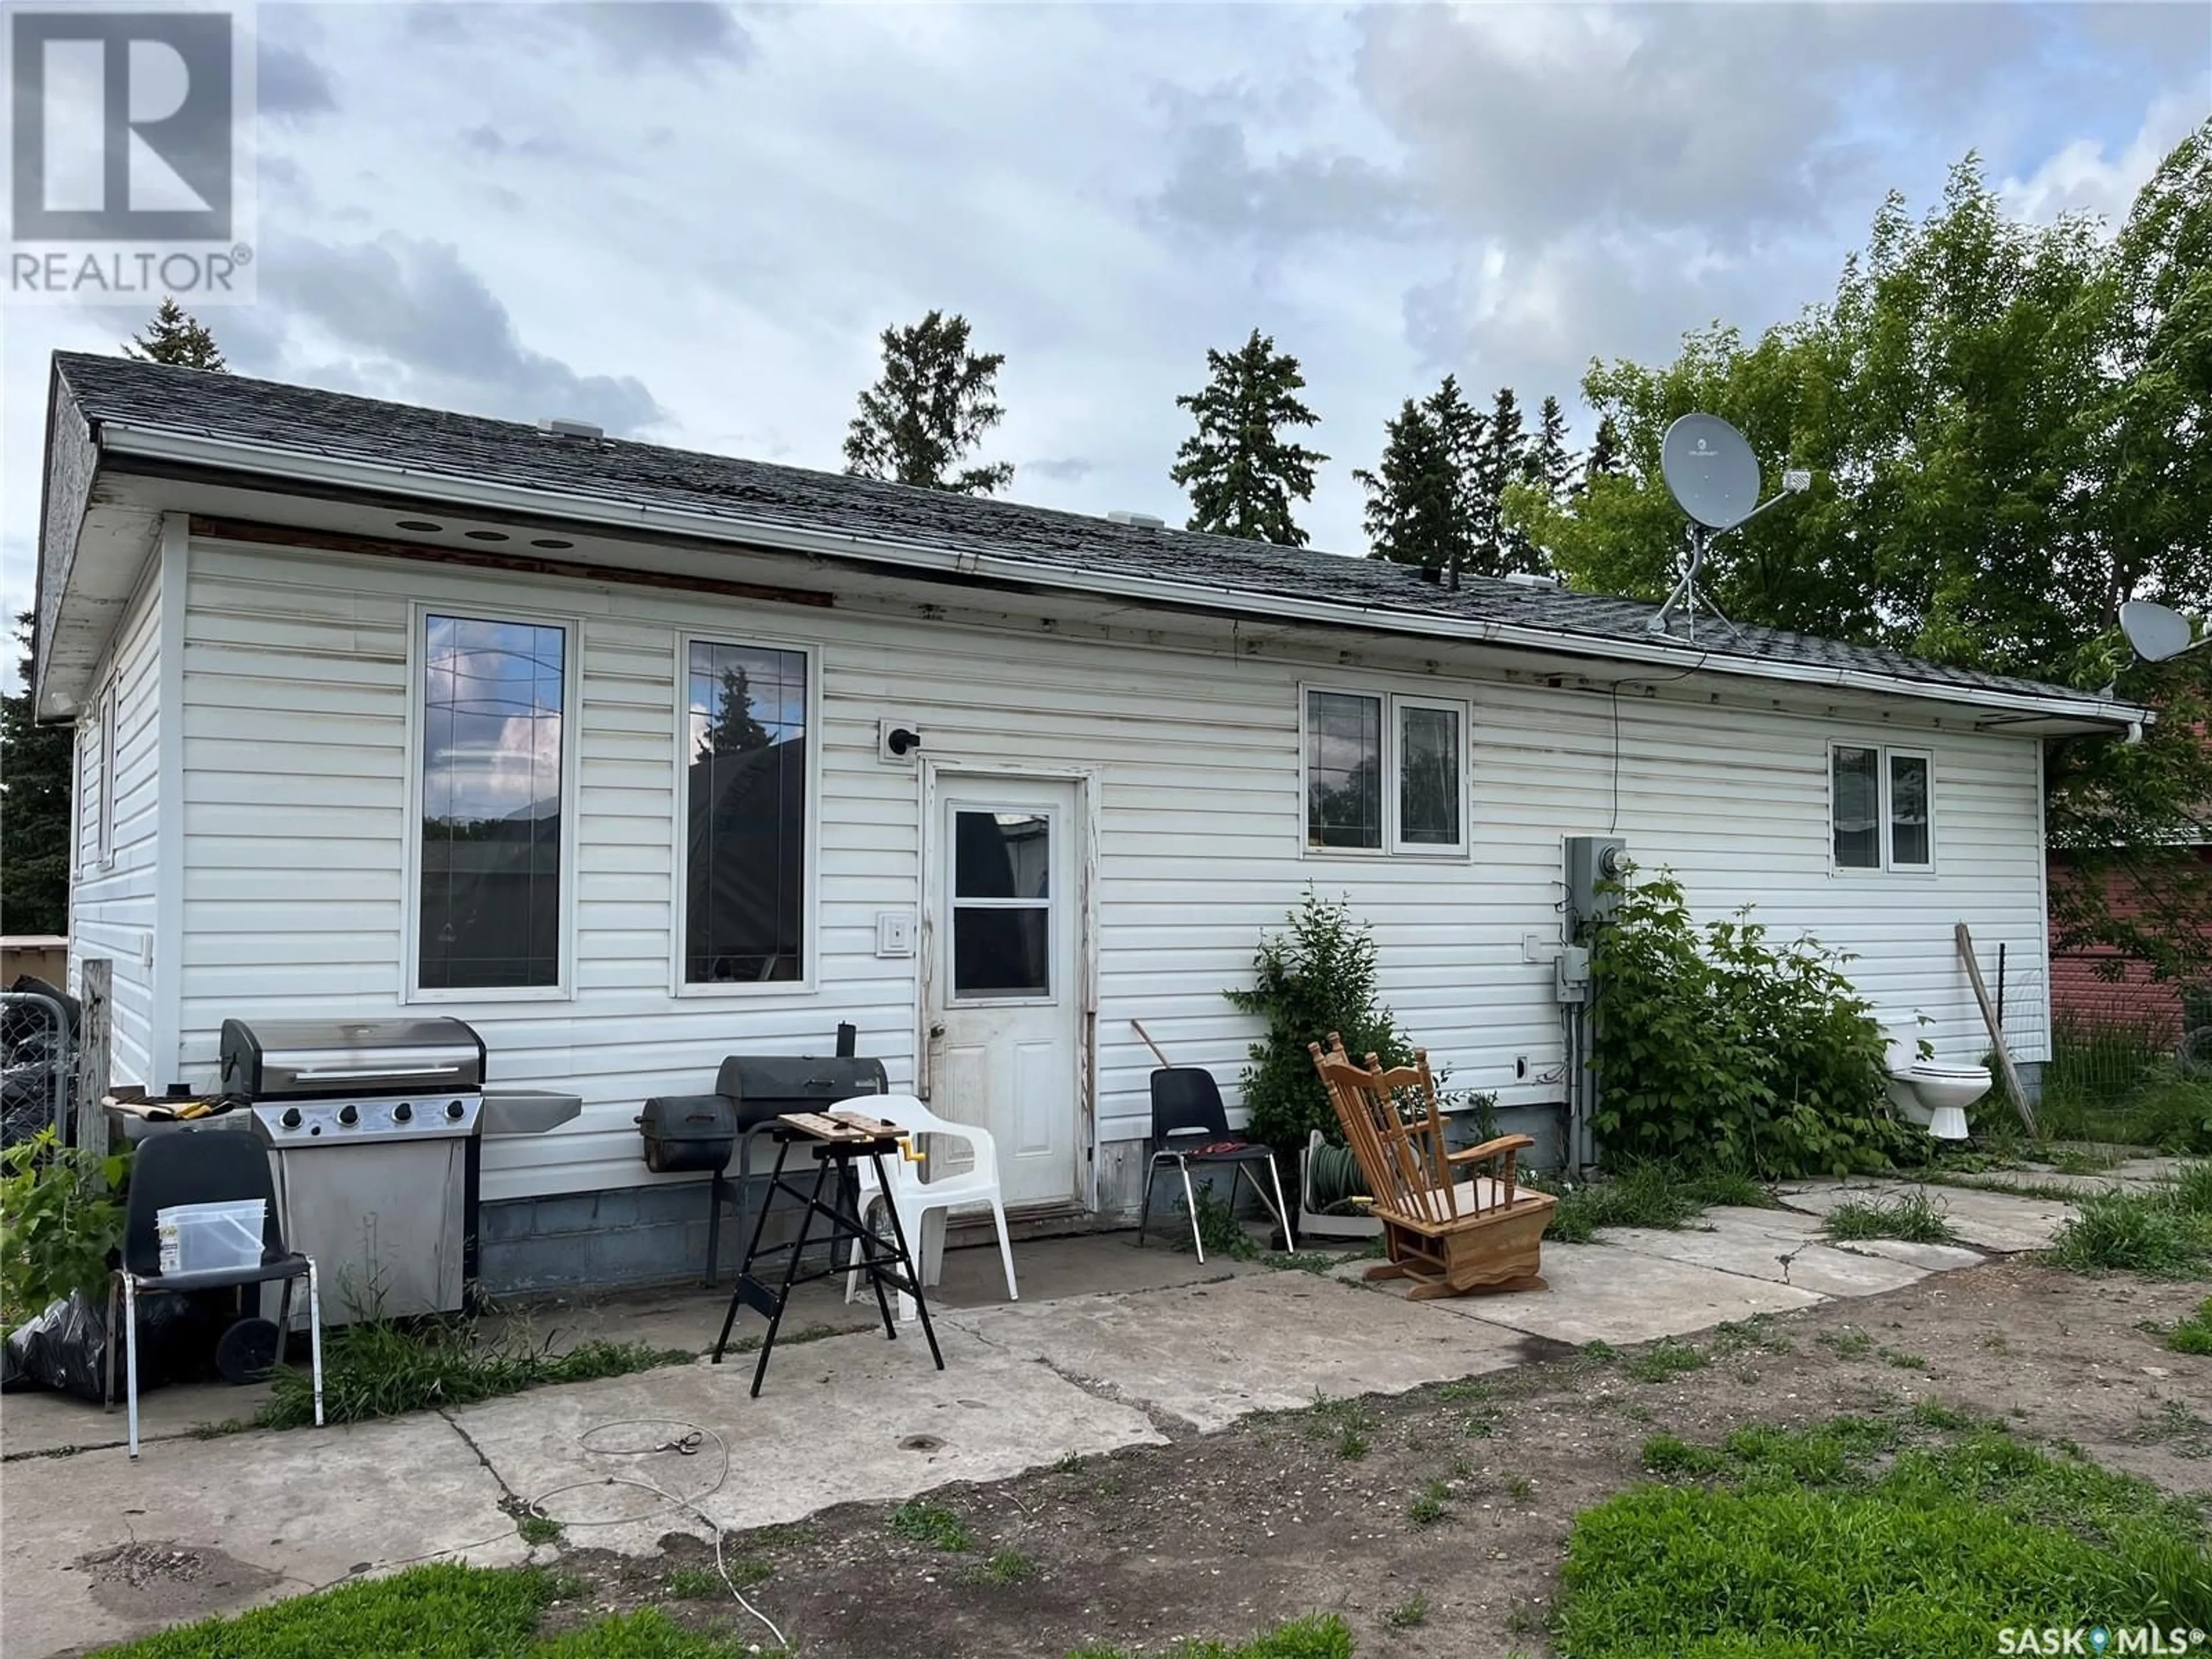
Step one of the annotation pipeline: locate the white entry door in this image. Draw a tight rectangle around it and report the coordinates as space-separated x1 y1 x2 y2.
928 778 1082 1210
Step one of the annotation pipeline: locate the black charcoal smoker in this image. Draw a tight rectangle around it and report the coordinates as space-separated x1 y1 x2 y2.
638 1026 886 1282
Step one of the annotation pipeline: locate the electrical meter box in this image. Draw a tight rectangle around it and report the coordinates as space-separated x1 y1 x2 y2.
1565 836 1629 937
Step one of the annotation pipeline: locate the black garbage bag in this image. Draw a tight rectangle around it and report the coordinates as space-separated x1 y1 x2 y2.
1 1287 213 1402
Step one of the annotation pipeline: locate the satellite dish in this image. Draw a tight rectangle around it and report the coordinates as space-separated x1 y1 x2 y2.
1660 414 1762 530
2119 600 2196 664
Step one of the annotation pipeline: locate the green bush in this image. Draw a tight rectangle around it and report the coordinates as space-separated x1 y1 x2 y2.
1225 890 1411 1152
2 1130 129 1335
1589 872 1915 1178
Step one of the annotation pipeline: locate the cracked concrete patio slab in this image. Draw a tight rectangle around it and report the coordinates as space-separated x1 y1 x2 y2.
1601 1215 1936 1298
0 1413 523 1659
946 1271 1533 1433
1774 1181 2078 1252
447 1327 1165 1556
1435 1241 1827 1345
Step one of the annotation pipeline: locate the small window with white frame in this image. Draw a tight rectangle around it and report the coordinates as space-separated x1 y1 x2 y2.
1303 687 1469 857
94 683 116 870
1831 742 1933 871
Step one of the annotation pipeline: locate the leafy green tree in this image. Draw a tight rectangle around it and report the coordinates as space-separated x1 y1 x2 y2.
1171 328 1328 545
0 614 74 936
1505 132 2212 979
843 310 1014 495
123 297 228 370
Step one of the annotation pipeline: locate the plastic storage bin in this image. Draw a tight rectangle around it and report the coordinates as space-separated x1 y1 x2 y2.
156 1199 266 1276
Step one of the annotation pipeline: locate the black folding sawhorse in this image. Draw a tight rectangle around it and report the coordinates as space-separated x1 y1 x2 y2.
711 1109 945 1397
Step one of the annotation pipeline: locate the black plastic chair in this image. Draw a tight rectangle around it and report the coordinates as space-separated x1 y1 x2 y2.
1136 1068 1294 1262
106 1128 323 1457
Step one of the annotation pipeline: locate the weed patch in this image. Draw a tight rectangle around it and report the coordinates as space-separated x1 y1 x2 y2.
982 1547 1038 1585
87 1563 740 1658
1383 1591 1431 1629
257 1319 691 1430
1558 1423 2212 1657
2159 1298 2212 1357
1820 1191 1961 1245
1070 1615 1351 1659
1622 1338 1707 1384
1408 1480 1451 1525
888 1499 972 1552
2044 1176 2211 1277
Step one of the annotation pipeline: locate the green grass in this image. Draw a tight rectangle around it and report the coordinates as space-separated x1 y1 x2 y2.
1559 1421 2212 1658
2160 1298 2212 1357
982 1547 1039 1585
1067 1615 1352 1659
1383 1590 1431 1629
89 1563 747 1657
1536 1163 1770 1244
1709 1315 1796 1356
1408 1480 1451 1525
256 1319 692 1429
1815 1327 1874 1359
887 1498 972 1552
2036 1020 2212 1154
1819 1190 1961 1245
1622 1338 1707 1384
2043 1168 2212 1277
1301 1391 1378 1461
515 1514 563 1547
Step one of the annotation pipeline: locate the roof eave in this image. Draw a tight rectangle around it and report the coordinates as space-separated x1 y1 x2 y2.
81 412 2153 736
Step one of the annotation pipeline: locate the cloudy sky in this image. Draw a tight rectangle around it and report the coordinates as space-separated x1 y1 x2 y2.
5 0 2207 656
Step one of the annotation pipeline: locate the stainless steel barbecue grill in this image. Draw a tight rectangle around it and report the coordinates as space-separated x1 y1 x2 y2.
221 1017 488 1322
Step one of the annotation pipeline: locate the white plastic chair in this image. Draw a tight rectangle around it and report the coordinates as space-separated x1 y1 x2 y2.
842 1093 1018 1320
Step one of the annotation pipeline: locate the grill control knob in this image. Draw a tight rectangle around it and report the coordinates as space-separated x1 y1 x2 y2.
394 1101 412 1123
446 1099 466 1121
338 1104 359 1127
280 1107 302 1130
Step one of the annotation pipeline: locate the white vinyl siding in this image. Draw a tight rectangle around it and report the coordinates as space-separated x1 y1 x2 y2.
69 557 164 1092
173 532 2052 1205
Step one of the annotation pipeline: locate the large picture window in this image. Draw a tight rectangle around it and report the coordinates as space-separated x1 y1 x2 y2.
1831 743 1933 872
417 614 569 991
1302 688 1468 857
683 639 809 986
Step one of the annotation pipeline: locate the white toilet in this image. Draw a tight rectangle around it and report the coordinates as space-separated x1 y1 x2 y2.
1882 1028 1987 1141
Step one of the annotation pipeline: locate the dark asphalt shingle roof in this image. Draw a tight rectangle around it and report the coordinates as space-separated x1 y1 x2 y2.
53 351 2098 709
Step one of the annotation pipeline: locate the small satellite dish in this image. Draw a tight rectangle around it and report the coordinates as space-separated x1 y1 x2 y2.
2119 600 2196 664
1660 414 1762 530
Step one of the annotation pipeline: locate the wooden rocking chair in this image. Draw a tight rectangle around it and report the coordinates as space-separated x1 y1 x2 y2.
1308 1033 1554 1298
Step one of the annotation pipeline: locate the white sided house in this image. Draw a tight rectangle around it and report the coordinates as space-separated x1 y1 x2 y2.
33 354 2143 1291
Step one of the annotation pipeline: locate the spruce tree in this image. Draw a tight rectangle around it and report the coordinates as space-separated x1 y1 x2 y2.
1531 395 1577 502
1357 374 1488 580
1170 328 1328 546
1471 387 1541 576
0 614 74 936
123 297 228 369
1355 400 1457 574
843 310 1014 495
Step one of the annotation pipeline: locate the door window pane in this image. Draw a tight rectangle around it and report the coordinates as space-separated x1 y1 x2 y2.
1307 690 1382 849
1399 704 1462 847
955 812 1050 899
952 910 1050 998
419 615 566 989
1890 753 1930 867
685 641 808 983
1831 745 1880 869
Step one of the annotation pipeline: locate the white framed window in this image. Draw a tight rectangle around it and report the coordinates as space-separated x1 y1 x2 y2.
675 632 818 994
407 608 578 999
1301 685 1469 858
1830 742 1934 872
94 683 116 870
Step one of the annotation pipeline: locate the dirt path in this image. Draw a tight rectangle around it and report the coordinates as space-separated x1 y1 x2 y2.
556 1263 2210 1657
